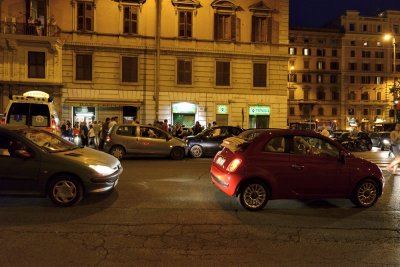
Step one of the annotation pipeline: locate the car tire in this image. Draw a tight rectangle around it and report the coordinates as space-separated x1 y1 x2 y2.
48 175 83 207
110 146 125 160
239 181 269 211
351 179 379 208
170 147 185 160
190 145 203 158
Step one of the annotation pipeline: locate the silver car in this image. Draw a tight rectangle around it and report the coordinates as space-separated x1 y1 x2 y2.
104 124 187 160
0 125 122 207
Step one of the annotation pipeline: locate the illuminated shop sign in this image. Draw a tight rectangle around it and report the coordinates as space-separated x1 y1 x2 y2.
217 105 229 114
23 91 49 98
249 106 270 115
172 102 196 114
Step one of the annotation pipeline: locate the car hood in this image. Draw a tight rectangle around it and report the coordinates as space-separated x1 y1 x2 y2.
56 147 120 167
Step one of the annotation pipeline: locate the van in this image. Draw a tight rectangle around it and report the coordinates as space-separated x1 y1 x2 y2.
2 95 61 135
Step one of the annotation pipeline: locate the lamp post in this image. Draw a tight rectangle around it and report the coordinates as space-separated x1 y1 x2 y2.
384 34 399 122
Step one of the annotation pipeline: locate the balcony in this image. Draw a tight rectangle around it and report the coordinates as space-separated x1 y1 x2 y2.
1 21 60 37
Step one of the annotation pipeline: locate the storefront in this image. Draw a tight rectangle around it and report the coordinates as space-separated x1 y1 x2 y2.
249 105 270 128
172 102 196 127
216 104 229 126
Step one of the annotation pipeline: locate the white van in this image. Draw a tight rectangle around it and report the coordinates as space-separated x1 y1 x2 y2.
2 95 61 135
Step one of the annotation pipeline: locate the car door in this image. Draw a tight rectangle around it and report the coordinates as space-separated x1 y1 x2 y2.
206 127 230 155
286 135 350 197
137 126 170 156
0 133 42 194
114 125 138 154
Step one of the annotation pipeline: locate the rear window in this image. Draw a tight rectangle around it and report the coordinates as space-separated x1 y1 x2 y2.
7 103 50 127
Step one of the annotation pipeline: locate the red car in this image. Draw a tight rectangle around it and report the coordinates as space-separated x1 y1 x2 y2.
211 129 384 211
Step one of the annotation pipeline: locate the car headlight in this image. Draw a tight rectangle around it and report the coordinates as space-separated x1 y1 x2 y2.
383 139 390 145
89 165 115 176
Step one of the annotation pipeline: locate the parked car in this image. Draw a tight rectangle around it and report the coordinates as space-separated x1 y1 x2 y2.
0 125 122 206
186 126 243 158
369 132 391 151
211 129 384 211
104 124 186 160
333 131 373 151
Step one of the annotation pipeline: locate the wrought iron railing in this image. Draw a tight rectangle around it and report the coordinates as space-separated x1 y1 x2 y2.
1 21 61 37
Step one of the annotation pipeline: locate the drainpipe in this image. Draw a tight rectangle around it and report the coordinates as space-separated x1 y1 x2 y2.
154 0 161 122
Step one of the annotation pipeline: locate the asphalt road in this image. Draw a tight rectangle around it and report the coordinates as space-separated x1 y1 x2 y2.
0 149 399 266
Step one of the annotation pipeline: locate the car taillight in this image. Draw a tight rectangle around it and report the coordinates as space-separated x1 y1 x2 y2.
226 158 242 172
51 119 56 129
106 135 111 142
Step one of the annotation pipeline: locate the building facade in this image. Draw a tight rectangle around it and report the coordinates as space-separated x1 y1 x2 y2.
0 0 290 129
288 10 400 131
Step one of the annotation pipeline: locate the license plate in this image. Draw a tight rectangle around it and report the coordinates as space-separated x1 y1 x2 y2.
216 156 225 166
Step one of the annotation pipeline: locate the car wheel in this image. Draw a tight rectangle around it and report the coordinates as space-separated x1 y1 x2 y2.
351 179 379 208
170 147 185 160
190 145 203 158
239 181 269 211
48 175 83 207
110 146 125 160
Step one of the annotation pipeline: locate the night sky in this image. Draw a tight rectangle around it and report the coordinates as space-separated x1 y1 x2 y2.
290 0 400 28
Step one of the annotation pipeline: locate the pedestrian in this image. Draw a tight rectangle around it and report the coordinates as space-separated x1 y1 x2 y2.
80 122 89 147
212 121 218 127
162 119 168 132
88 124 96 147
98 117 110 151
387 123 400 174
192 121 203 135
108 116 117 129
93 121 100 146
174 122 185 139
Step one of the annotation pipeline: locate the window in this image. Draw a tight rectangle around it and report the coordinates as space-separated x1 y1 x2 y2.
375 51 384 58
77 1 93 32
330 62 339 70
302 74 311 83
361 92 369 100
253 63 267 87
332 49 338 57
362 63 370 71
363 109 369 116
361 76 371 84
330 75 337 83
288 73 297 83
332 107 337 115
362 51 371 58
177 59 192 85
303 60 309 69
348 91 356 100
363 41 368 46
377 25 382 32
252 16 268 43
318 107 324 115
289 107 295 115
317 74 323 83
178 10 192 38
376 76 384 84
76 54 92 81
215 13 235 41
350 50 356 57
122 56 138 83
317 89 325 100
316 61 325 70
376 108 382 115
303 90 309 100
350 41 356 46
349 63 357 70
376 64 384 71
363 24 368 32
289 47 297 55
316 49 325 57
303 48 311 56
349 23 355 31
28 51 45 78
350 76 355 83
377 92 382 101
216 61 230 86
289 90 295 100
348 108 355 115
123 6 138 34
332 90 339 101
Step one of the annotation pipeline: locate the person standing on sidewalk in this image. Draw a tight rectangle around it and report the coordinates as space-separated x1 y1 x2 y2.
386 123 400 174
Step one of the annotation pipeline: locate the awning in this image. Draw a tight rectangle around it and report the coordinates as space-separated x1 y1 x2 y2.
64 99 143 107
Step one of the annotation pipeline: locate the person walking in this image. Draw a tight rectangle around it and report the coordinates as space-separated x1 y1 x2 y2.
387 123 400 174
98 117 110 151
93 121 100 146
88 124 96 147
80 122 89 147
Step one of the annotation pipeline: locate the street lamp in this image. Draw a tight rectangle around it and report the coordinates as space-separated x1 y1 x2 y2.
384 33 399 122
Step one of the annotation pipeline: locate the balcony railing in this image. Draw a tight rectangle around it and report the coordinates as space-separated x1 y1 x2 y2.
1 21 60 37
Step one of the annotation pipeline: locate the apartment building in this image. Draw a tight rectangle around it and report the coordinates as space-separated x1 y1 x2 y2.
0 0 289 129
288 10 400 131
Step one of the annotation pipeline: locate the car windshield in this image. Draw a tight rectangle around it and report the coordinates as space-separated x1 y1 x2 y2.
15 128 78 152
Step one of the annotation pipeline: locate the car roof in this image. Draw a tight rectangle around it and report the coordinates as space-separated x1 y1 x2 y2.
0 125 30 131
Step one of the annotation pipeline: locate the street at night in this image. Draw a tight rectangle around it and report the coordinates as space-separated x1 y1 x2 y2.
1 150 399 266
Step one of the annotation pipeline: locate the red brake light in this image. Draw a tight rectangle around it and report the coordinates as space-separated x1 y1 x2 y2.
106 135 111 142
226 158 242 172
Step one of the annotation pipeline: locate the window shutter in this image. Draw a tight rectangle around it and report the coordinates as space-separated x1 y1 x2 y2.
214 13 218 40
231 14 236 41
251 16 255 42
